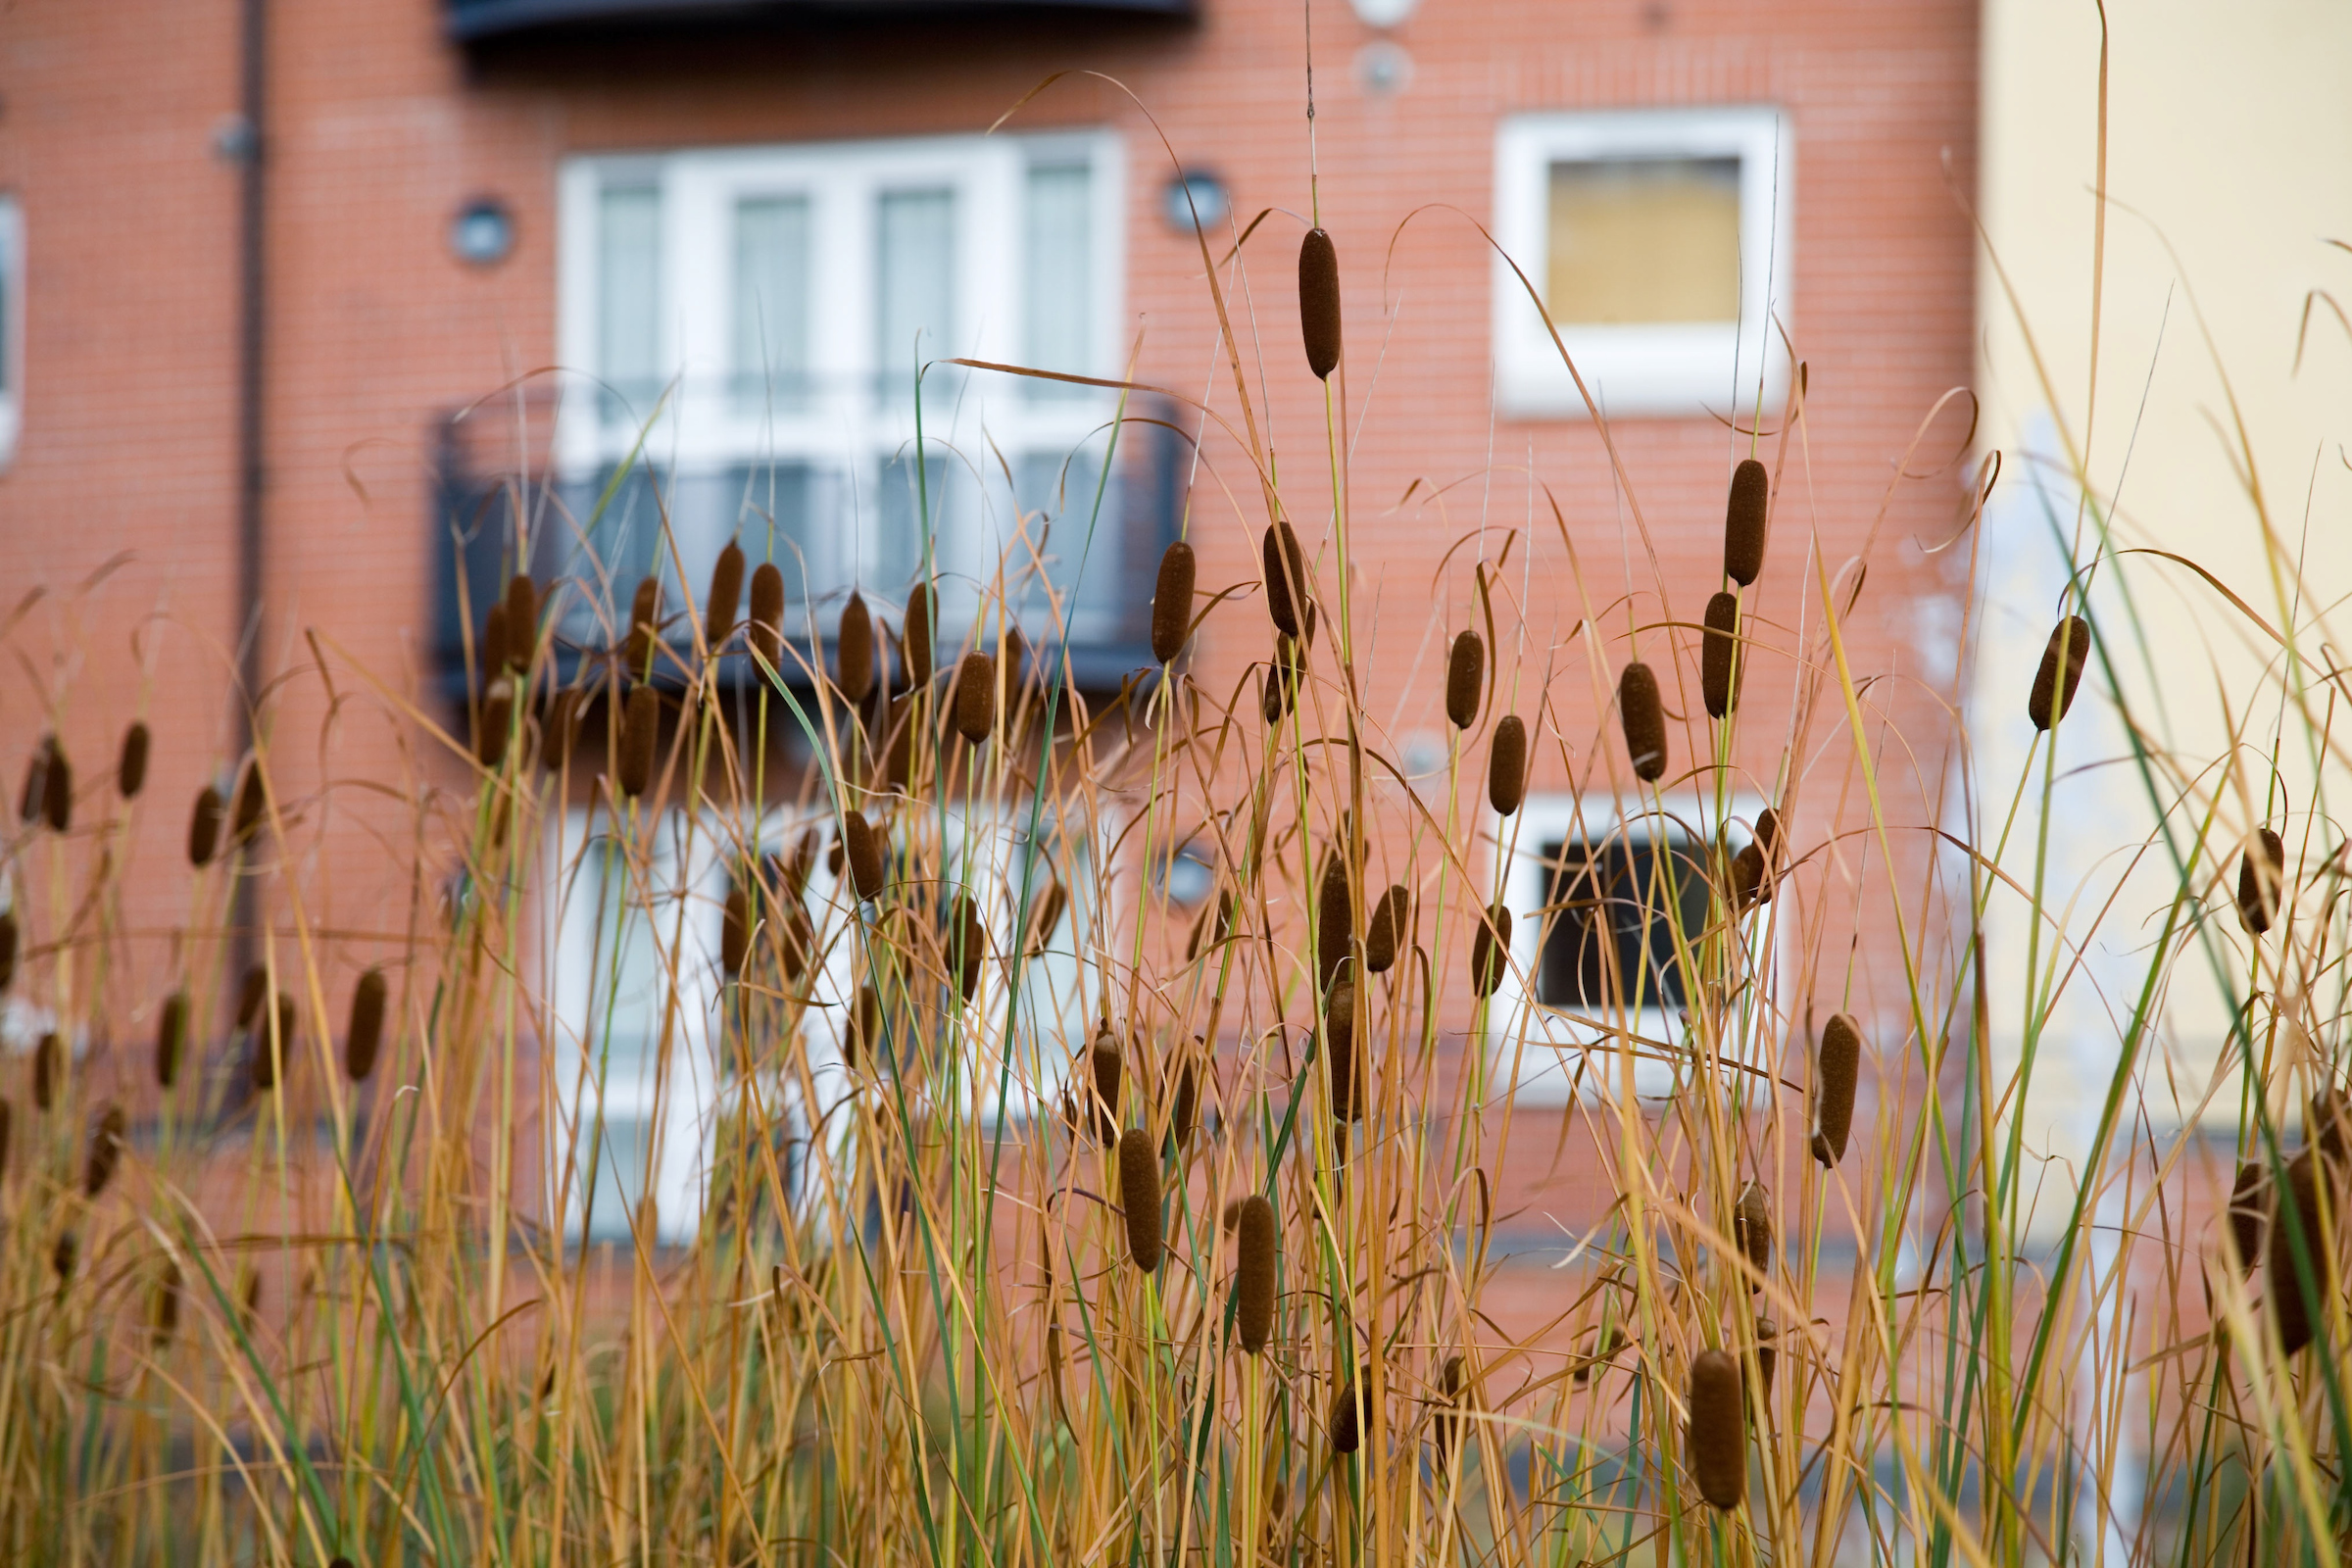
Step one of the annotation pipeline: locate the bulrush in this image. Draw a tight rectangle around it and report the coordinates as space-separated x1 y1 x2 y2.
617 687 659 799
1755 806 1785 866
722 883 752 975
505 572 539 669
1316 852 1352 987
18 740 48 823
1023 879 1068 956
1619 662 1667 782
1167 1053 1201 1146
1261 664 1291 726
156 992 188 1088
117 721 150 798
1701 592 1740 718
2268 1150 2330 1355
2028 614 2091 731
83 1103 124 1198
1325 977 1364 1123
1724 459 1768 586
837 593 876 704
480 602 509 683
1152 541 1197 664
1262 520 1309 638
1365 885 1410 973
52 1231 75 1283
1117 1127 1164 1273
624 576 661 675
903 580 935 687
706 541 745 649
1471 904 1512 998
540 689 581 771
1446 629 1485 730
2237 827 2286 936
841 809 887 901
231 762 267 847
1329 1371 1369 1455
1687 1348 1746 1509
1814 1013 1862 1168
950 892 985 1003
152 1263 180 1349
749 563 786 669
39 741 72 834
844 984 882 1069
1733 844 1770 911
1735 1182 1772 1287
33 1031 60 1111
1488 714 1527 815
2226 1160 2267 1274
346 968 386 1082
1235 1193 1277 1353
186 784 224 866
0 910 15 990
954 653 997 744
1298 226 1342 379
1432 1354 1466 1464
1088 1026 1123 1143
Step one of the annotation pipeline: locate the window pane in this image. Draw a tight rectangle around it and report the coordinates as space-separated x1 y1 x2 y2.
1545 157 1740 325
872 451 944 596
1025 163 1092 398
1012 444 1116 620
598 185 664 414
1537 835 1709 1010
733 196 811 410
875 188 956 399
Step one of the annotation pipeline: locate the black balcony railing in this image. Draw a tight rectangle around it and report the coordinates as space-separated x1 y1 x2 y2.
447 0 1192 44
431 388 1184 708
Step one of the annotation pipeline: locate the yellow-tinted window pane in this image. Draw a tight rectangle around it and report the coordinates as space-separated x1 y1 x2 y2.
1545 157 1740 325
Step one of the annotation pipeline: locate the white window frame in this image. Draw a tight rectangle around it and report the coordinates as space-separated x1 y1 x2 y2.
1484 792 1776 1105
553 131 1127 639
1493 108 1792 419
0 197 22 467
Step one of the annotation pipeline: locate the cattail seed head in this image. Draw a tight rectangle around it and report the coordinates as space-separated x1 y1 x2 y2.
624 576 661 674
902 580 935 687
1755 807 1784 865
478 678 514 768
954 652 997 744
1755 1318 1780 1396
1329 1371 1369 1454
1619 662 1667 783
1024 879 1068 955
2268 1150 2329 1355
2238 828 2286 936
1262 521 1308 638
480 602 510 683
189 785 225 867
1117 1127 1164 1272
846 984 881 1069
346 968 386 1082
1188 887 1235 960
1724 459 1768 587
157 991 189 1088
1701 591 1740 719
1445 629 1485 731
153 1262 181 1348
706 541 745 650
2028 614 2091 730
1688 1348 1746 1509
0 910 16 991
540 688 581 771
505 572 538 669
1575 1326 1626 1384
1298 226 1342 378
18 742 46 823
231 762 266 847
1316 851 1352 987
1732 843 1769 910
841 809 887 901
52 1230 75 1282
951 891 985 1003
1471 903 1512 998
83 1103 125 1198
722 883 752 975
38 741 72 834
1152 541 1197 664
837 593 876 704
2226 1160 2268 1275
2312 1087 2350 1161
1365 884 1409 974
1488 714 1527 816
749 563 786 669
1433 1353 1467 1463
1089 1026 1123 1143
1168 1053 1200 1146
117 722 150 799
617 686 659 798
1325 985 1364 1122
1261 664 1290 725
1235 1193 1277 1353
1815 1012 1862 1167
33 1031 60 1110
1735 1181 1772 1285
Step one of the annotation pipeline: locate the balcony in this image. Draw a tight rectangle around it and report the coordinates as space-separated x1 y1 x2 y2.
431 380 1183 704
446 0 1193 44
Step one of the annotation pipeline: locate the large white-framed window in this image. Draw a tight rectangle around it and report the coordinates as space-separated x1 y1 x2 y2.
0 197 22 466
1485 793 1774 1104
555 131 1127 647
1493 108 1791 419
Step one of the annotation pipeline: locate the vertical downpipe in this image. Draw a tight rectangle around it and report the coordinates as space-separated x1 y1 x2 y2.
231 0 267 986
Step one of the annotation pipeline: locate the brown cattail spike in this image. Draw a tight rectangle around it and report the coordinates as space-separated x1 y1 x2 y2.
2226 1160 2268 1275
1152 540 1197 664
153 1263 181 1348
1329 1371 1369 1454
1735 1182 1772 1286
1365 885 1409 974
1619 662 1667 782
749 563 786 669
624 576 661 674
1235 1193 1277 1353
951 892 985 1003
1471 904 1512 999
1688 1348 1746 1508
52 1231 75 1282
954 652 997 744
118 722 150 799
480 602 510 683
1489 714 1527 816
903 580 935 687
231 763 266 846
1433 1353 1467 1463
540 689 581 772
1724 459 1768 586
1316 852 1351 987
1168 1054 1200 1146
83 1103 125 1198
2238 827 2286 936
2029 614 2091 731
617 686 659 798
1701 591 1740 719
505 572 538 669
1733 843 1770 911
18 743 46 823
1089 1026 1123 1143
1261 665 1290 726
346 968 386 1082
41 742 72 834
722 883 752 975
33 1031 60 1110
1298 226 1342 379
846 984 882 1069
1815 1013 1862 1167
1118 1127 1164 1272
1446 629 1485 730
157 992 189 1088
1755 807 1784 865
189 786 225 867
0 910 16 990
1262 521 1308 638
1325 978 1363 1122
842 809 887 901
706 541 745 650
1025 879 1068 955
2269 1151 2329 1355
837 593 876 704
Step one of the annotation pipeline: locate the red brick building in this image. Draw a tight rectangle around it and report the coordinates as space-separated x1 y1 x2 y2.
0 0 1978 1244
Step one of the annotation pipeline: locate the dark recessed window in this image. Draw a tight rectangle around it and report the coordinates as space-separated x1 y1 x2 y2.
1535 833 1710 1012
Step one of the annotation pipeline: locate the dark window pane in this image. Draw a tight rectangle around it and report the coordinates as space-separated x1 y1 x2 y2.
1536 833 1708 1011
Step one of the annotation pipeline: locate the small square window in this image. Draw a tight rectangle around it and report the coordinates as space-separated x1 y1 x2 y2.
1494 110 1791 419
1536 834 1712 1013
